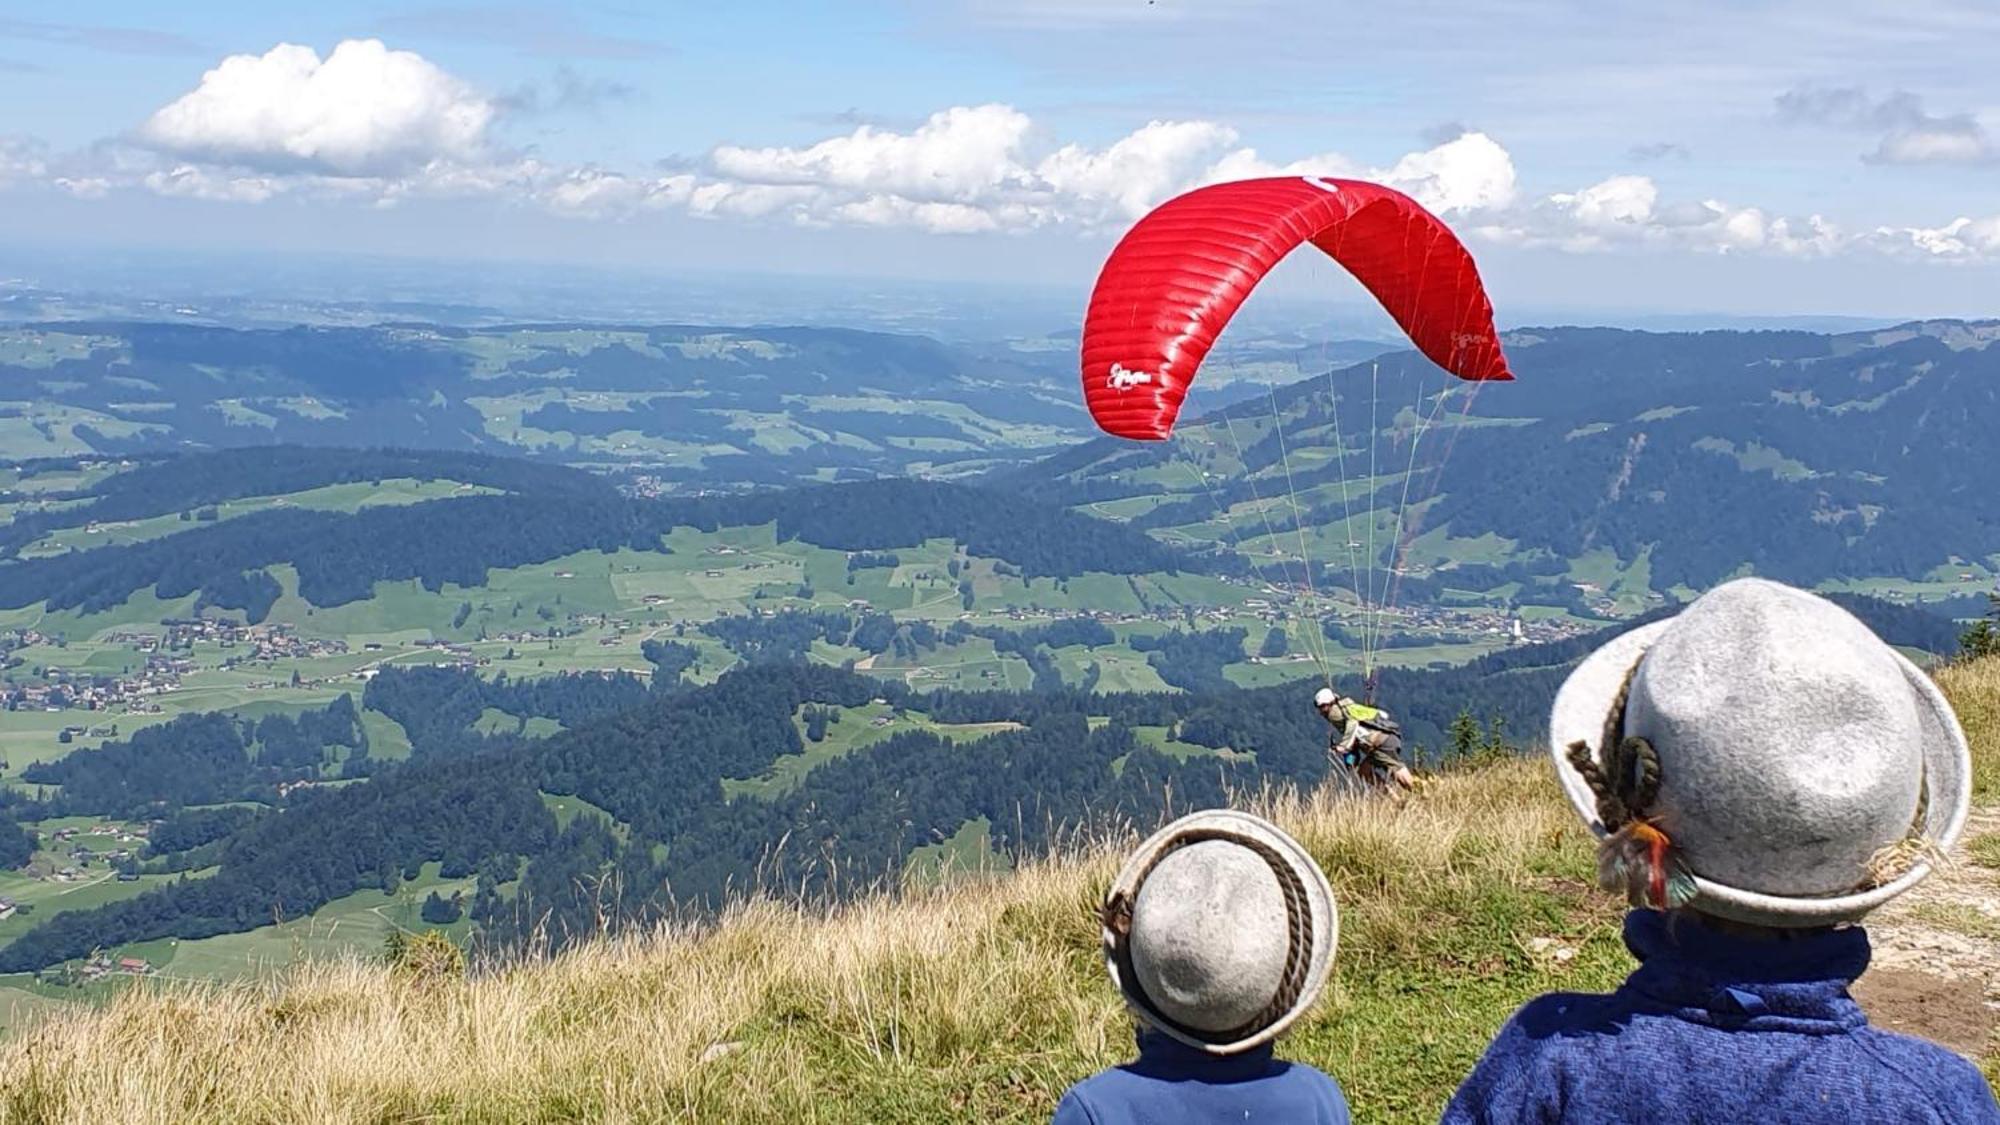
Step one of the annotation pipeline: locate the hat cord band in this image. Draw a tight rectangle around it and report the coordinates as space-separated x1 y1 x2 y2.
1565 655 1655 832
1564 656 1694 910
1104 828 1314 1046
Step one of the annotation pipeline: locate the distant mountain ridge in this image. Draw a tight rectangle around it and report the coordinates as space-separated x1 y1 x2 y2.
14 314 1999 607
0 320 1087 481
1008 318 2000 595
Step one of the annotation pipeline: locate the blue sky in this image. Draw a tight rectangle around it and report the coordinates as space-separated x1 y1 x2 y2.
3 1 1999 318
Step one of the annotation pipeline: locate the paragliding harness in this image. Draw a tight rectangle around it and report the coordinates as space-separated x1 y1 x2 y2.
1335 701 1403 769
1344 704 1408 756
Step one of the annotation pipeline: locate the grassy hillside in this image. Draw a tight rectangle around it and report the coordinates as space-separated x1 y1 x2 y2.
1 661 1993 1123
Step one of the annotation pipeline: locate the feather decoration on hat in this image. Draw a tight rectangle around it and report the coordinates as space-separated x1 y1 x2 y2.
1599 819 1698 910
1567 722 1696 911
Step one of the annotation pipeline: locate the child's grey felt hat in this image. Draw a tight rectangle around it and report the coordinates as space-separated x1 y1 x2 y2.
1101 809 1338 1054
1550 578 1971 926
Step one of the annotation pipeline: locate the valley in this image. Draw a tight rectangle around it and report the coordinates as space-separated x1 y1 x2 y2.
0 317 1993 1028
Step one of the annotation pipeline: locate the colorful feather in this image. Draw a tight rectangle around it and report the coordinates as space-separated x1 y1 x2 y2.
1597 820 1696 910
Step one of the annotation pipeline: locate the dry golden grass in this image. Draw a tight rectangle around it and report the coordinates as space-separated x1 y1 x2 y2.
1938 656 2000 803
0 658 1994 1124
0 759 1613 1124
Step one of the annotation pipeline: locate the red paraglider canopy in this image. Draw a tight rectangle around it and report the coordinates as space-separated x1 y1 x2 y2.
1080 176 1512 440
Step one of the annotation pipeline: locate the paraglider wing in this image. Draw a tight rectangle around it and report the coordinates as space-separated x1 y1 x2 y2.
1079 176 1512 440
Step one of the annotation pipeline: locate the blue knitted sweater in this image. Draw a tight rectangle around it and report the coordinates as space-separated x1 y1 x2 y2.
1442 910 2000 1124
1051 1029 1351 1124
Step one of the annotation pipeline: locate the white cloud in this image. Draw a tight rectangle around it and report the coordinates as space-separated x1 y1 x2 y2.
1189 132 1516 217
53 176 111 199
831 195 1013 233
713 105 1036 201
1039 120 1243 221
1376 132 1518 214
1873 125 1991 164
1198 145 1357 184
136 39 495 177
690 107 1517 234
1869 215 2000 259
1552 174 1656 230
539 168 695 218
1776 85 1997 165
142 164 282 203
14 51 2000 267
700 103 1194 232
1507 174 1846 258
1767 214 1844 256
0 136 47 184
685 181 820 221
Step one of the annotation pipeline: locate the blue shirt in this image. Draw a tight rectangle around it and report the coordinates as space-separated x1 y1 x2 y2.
1052 1029 1351 1124
1443 910 2000 1125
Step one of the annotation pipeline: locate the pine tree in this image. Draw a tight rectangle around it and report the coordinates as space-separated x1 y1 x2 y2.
1959 595 2000 660
1447 709 1480 760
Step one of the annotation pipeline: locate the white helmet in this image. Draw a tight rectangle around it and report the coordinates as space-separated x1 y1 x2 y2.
1313 687 1337 707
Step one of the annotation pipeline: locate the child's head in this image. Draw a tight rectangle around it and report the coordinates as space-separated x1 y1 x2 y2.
1100 810 1337 1055
1550 577 1971 928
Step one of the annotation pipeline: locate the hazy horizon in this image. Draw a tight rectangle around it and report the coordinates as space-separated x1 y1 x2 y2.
4 2 2000 324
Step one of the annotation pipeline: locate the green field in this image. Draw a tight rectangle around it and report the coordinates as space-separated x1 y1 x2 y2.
1128 724 1252 765
109 861 477 986
903 816 1008 888
541 792 624 836
1818 556 2000 606
1565 546 1660 616
722 701 1023 800
1049 643 1172 693
12 478 495 558
0 815 188 956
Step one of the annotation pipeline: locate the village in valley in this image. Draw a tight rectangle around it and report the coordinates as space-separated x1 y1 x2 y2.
0 454 1949 1033
1 620 349 737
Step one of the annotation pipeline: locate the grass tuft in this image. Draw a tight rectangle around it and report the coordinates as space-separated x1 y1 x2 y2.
1969 833 2000 871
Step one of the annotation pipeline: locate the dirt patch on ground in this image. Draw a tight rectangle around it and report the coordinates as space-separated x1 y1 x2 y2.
1853 805 2000 1062
1854 966 1998 1058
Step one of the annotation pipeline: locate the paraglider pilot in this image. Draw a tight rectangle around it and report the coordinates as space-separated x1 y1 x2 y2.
1315 686 1416 792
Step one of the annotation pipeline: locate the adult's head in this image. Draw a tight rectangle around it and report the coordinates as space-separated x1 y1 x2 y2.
1101 810 1338 1054
1550 577 1971 927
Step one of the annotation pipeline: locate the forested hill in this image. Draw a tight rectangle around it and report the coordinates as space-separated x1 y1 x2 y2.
1005 319 2000 593
0 646 1532 972
0 321 1086 482
668 478 1200 576
0 451 1203 615
0 587 1959 975
0 446 609 554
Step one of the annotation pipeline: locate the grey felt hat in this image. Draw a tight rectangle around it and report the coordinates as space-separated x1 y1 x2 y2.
1101 809 1338 1055
1550 577 1972 927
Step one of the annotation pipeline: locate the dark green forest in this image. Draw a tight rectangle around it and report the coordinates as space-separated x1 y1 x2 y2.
0 582 1958 971
0 466 1204 616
